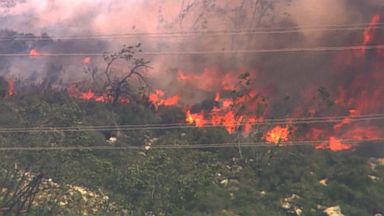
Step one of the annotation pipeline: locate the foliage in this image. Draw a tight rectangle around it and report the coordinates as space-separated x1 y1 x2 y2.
0 92 383 215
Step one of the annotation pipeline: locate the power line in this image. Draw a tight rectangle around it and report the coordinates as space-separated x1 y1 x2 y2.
0 113 382 132
0 138 382 151
2 26 384 41
0 113 383 133
0 113 382 131
2 22 384 41
0 44 382 57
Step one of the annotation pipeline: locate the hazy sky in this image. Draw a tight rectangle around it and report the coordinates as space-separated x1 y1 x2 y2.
0 0 170 35
0 0 375 37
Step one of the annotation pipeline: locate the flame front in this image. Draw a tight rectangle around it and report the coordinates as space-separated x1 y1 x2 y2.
182 87 262 134
49 14 384 152
185 110 206 127
149 89 180 107
67 85 117 103
177 15 384 150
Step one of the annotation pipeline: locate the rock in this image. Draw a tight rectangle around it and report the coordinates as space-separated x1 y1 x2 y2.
368 158 384 169
324 206 344 216
106 136 117 144
319 178 328 186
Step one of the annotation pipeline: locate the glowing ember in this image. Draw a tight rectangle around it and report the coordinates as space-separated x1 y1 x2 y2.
83 57 91 65
265 126 289 144
7 80 14 96
29 49 41 58
79 90 96 101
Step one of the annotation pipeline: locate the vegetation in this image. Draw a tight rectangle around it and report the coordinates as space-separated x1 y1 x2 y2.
0 92 383 216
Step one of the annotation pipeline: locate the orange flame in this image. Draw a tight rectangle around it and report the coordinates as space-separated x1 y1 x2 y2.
78 90 109 103
149 89 180 107
327 137 352 151
7 80 14 96
29 49 41 58
183 15 384 150
184 89 262 134
359 14 381 56
185 110 206 127
265 126 289 144
67 85 114 103
59 15 384 152
363 15 380 46
243 116 259 135
83 57 91 65
316 137 353 152
178 68 262 134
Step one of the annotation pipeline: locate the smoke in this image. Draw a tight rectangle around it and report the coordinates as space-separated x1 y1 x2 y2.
0 0 383 151
0 0 167 35
288 0 352 43
0 0 381 95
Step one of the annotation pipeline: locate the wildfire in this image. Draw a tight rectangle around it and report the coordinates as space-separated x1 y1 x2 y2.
265 126 290 144
185 110 206 127
149 89 180 107
78 90 111 103
55 14 383 152
80 91 109 103
178 68 264 134
67 85 112 103
29 49 41 58
185 109 258 134
184 89 262 134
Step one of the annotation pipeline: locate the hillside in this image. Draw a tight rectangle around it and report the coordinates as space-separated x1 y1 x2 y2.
0 93 383 215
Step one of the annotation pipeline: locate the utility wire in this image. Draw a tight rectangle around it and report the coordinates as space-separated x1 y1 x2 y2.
1 26 383 41
0 113 382 130
2 22 384 41
0 113 382 131
0 113 383 133
0 44 382 57
0 138 382 151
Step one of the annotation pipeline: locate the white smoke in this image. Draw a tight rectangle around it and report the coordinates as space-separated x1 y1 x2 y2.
0 0 381 93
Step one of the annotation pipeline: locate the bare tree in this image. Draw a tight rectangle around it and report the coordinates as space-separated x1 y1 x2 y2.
158 0 292 52
100 43 151 105
0 166 44 215
159 0 291 31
